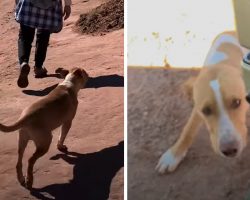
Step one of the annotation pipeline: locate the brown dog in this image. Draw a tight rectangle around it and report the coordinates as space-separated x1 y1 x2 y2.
0 67 88 189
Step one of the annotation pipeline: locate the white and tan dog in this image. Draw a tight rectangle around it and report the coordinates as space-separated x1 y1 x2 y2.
0 67 88 189
156 32 250 174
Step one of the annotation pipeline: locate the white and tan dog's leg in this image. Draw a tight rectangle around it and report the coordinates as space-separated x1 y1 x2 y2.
156 109 202 174
57 121 72 152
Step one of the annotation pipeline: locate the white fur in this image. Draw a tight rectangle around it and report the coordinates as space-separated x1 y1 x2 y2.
59 74 74 88
204 34 239 66
156 149 186 174
209 79 242 154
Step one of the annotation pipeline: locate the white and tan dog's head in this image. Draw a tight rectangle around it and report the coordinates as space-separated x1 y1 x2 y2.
185 64 249 158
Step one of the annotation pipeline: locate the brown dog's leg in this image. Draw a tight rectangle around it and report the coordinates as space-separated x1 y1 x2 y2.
156 109 202 174
57 121 72 152
16 129 29 186
26 132 52 189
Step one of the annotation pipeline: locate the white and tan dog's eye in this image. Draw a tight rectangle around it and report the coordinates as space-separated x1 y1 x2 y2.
202 106 212 116
231 98 241 109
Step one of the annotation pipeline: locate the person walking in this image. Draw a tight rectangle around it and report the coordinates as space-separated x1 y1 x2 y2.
15 0 72 88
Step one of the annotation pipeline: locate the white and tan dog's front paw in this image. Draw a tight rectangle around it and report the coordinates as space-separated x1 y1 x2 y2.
155 149 186 174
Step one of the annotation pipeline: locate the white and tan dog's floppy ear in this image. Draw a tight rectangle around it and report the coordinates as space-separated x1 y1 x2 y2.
55 67 69 78
181 76 197 100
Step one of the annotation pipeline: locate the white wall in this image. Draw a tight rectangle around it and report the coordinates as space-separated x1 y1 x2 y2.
128 0 236 67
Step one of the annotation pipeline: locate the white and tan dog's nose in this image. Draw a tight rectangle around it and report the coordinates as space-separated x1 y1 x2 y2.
219 135 240 157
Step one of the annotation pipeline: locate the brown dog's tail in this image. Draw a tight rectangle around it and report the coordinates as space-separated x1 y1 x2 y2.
0 118 24 132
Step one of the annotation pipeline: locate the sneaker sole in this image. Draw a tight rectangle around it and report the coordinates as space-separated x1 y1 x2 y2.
17 64 30 88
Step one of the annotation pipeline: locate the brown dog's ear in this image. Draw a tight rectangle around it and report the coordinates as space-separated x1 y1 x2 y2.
55 67 69 78
72 68 89 79
81 69 89 78
181 76 197 100
73 68 84 77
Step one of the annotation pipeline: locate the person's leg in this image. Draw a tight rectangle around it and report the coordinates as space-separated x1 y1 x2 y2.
18 24 35 65
17 24 35 88
34 29 51 78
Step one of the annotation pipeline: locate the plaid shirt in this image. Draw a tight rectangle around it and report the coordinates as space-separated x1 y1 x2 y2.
15 0 63 33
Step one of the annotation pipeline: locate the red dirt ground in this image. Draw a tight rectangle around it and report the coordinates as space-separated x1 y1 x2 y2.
0 0 123 199
128 67 250 200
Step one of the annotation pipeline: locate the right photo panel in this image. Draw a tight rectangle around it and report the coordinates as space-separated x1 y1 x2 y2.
128 0 250 199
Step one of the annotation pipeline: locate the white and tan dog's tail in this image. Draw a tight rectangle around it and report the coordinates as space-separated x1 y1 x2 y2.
0 118 25 132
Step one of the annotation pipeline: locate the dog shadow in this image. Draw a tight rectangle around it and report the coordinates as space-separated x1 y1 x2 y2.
22 74 124 96
30 141 124 200
45 73 62 79
85 74 124 88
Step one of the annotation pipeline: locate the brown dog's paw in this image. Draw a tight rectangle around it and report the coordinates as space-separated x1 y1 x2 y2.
57 144 68 153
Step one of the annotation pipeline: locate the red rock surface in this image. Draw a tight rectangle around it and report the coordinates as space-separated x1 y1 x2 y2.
0 0 124 199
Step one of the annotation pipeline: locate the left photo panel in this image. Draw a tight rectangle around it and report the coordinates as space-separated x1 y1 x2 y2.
0 0 124 199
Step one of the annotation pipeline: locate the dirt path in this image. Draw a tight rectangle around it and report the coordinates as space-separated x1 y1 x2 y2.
0 0 123 199
128 67 250 200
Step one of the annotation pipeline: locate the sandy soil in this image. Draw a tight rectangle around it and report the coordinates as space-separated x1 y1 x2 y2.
0 0 123 199
128 67 250 200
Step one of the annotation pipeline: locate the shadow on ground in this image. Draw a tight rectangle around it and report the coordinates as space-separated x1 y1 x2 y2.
22 74 124 96
86 74 124 88
30 141 124 200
